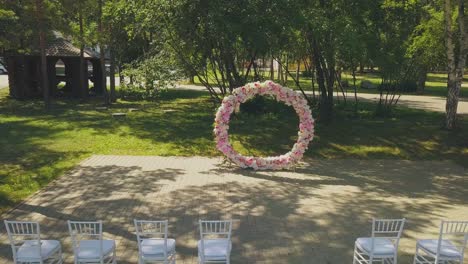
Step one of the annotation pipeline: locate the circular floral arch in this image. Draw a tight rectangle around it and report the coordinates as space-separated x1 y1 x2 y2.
213 81 314 170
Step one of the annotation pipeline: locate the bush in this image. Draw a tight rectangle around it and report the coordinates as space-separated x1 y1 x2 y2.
118 85 161 101
120 50 183 100
240 95 294 115
302 70 313 78
361 80 377 89
378 80 418 93
398 80 418 92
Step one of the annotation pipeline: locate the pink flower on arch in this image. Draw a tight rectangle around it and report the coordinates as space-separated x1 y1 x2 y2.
214 80 315 170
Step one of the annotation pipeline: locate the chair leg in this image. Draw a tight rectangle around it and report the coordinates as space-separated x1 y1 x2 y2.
413 247 419 264
58 246 63 264
112 247 117 264
353 244 358 264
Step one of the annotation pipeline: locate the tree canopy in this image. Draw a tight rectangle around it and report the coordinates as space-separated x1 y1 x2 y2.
0 0 460 127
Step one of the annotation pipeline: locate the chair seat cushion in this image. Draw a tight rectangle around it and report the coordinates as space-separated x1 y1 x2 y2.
77 240 115 259
140 238 176 258
417 239 462 258
356 237 396 256
197 239 231 260
17 240 61 261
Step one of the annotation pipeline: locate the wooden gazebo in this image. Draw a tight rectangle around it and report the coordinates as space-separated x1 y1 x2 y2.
6 36 104 99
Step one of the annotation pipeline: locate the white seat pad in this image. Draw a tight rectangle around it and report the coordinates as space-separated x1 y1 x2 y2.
17 240 60 261
356 237 396 256
417 239 462 258
77 240 115 259
141 238 176 257
197 239 231 260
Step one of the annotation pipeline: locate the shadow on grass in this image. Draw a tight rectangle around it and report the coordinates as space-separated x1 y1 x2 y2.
0 119 87 211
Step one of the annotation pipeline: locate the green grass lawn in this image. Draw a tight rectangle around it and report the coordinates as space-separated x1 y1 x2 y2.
190 72 468 98
0 88 467 213
339 72 468 97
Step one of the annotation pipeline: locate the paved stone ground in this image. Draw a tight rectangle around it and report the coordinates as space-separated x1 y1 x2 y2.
0 155 467 264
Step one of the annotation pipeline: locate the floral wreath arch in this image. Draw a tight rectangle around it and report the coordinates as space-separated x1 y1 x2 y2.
213 81 314 170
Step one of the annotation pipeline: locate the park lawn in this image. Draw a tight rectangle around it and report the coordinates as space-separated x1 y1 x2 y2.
340 72 468 98
0 88 467 213
191 72 468 98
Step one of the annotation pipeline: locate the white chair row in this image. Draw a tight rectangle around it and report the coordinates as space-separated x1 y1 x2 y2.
353 218 468 264
5 219 235 264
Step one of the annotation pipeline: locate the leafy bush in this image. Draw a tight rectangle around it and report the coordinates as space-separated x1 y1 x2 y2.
119 85 162 101
240 95 294 115
378 80 418 93
398 80 418 92
120 50 183 100
302 70 313 78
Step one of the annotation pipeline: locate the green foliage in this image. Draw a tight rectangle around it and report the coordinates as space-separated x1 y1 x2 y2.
0 8 18 49
0 0 65 53
120 50 183 100
407 5 446 70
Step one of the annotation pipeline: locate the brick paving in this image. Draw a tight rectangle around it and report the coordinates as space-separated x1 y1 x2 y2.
0 155 467 264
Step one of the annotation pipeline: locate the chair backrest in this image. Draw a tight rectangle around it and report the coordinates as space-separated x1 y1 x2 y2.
371 218 406 239
68 220 103 259
370 218 405 253
134 220 169 258
436 220 468 260
199 220 233 257
4 220 42 261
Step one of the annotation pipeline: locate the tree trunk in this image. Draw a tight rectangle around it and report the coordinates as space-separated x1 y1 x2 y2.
312 43 331 121
79 2 86 99
444 0 467 129
310 55 316 100
416 66 427 94
109 49 116 102
352 66 358 113
35 0 49 109
119 64 124 85
277 56 282 82
295 59 300 81
270 56 274 80
98 0 109 105
284 54 289 84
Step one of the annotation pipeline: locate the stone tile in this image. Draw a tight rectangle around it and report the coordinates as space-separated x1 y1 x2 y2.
1 156 467 263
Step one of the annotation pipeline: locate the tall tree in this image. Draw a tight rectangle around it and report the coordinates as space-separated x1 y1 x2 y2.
444 0 468 129
78 0 86 99
34 0 50 108
98 0 109 104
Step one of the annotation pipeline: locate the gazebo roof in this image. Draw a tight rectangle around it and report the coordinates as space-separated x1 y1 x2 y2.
45 37 98 58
